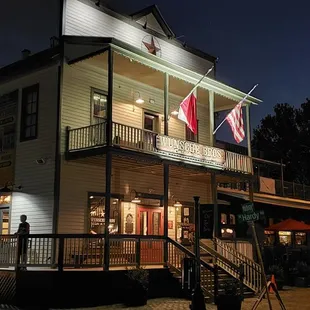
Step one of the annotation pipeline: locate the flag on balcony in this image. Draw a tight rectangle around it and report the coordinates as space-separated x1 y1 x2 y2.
226 101 245 143
178 89 197 134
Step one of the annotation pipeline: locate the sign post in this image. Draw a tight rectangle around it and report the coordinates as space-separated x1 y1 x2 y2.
238 202 272 310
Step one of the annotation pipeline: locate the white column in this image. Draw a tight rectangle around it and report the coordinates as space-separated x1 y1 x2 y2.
209 90 215 146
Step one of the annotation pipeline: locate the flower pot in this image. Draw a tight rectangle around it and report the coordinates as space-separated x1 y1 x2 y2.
124 282 148 307
216 295 242 310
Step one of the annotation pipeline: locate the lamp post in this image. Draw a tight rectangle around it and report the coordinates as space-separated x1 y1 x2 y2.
190 196 206 310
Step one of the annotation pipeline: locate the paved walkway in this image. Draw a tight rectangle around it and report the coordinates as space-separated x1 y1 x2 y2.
50 287 310 309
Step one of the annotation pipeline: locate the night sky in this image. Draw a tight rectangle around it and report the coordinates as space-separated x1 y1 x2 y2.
1 0 310 144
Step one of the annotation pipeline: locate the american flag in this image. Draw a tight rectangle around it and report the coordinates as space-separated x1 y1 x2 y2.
226 101 245 143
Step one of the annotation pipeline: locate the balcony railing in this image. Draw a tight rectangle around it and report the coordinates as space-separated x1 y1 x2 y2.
218 177 310 201
67 122 252 174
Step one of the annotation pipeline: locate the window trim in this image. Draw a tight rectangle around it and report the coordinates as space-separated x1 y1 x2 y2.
185 120 199 143
90 87 108 125
142 110 160 133
20 84 39 142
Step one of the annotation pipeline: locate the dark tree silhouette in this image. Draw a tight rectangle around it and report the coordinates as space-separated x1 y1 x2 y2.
252 99 310 184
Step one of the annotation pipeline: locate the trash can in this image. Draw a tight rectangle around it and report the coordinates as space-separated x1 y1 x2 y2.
182 257 196 297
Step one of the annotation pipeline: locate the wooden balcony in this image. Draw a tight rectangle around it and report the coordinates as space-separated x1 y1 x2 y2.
67 122 253 174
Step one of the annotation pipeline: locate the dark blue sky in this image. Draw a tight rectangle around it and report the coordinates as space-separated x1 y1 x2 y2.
1 0 310 143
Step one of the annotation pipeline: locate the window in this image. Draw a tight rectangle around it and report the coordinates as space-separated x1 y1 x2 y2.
143 112 158 132
20 84 39 141
88 194 120 234
185 122 198 142
92 89 107 123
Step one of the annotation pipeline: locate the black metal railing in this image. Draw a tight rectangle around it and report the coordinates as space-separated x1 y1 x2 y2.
218 177 310 201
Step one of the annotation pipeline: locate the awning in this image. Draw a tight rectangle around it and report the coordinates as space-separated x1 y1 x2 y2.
266 219 310 232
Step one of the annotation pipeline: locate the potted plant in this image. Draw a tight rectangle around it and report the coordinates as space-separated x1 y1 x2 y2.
294 261 309 287
216 280 243 310
269 265 284 290
124 266 149 307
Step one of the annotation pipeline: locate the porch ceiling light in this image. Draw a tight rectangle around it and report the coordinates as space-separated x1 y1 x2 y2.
0 186 12 195
173 201 182 208
135 92 144 104
131 189 141 203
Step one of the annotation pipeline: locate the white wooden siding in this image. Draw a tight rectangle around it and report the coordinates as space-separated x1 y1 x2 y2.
64 0 214 75
62 61 211 152
0 66 59 234
136 14 166 37
58 157 212 233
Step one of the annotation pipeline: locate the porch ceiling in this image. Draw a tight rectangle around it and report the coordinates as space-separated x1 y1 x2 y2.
82 51 258 112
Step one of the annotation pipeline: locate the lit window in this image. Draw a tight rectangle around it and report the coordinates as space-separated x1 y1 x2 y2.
279 231 292 245
295 232 307 246
221 213 227 225
92 90 107 121
143 112 158 132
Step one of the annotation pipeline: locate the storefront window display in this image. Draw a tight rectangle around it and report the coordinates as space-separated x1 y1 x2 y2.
278 231 292 245
295 232 307 246
89 194 120 234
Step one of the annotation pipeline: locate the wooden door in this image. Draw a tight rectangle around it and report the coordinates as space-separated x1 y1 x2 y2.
137 207 164 264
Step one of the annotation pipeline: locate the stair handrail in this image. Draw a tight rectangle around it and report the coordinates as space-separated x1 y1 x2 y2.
167 238 214 272
214 237 262 292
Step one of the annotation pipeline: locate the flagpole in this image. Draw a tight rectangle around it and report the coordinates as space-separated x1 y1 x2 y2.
213 84 258 135
185 65 214 99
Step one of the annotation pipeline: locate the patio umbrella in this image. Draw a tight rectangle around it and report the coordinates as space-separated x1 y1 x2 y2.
266 218 310 231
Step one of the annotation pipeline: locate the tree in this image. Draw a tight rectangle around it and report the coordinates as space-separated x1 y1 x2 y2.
252 99 310 184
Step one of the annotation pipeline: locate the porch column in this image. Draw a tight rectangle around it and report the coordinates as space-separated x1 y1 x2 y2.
211 172 219 237
246 104 252 158
209 90 215 146
164 72 169 135
163 163 169 265
163 72 169 264
104 48 114 270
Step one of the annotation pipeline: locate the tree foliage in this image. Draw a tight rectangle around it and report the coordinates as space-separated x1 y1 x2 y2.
252 99 310 184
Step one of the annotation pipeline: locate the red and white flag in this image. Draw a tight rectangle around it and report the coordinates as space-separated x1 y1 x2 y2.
226 101 245 143
178 89 197 134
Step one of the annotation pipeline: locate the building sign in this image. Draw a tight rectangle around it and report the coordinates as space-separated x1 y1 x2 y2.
156 135 225 168
0 90 18 187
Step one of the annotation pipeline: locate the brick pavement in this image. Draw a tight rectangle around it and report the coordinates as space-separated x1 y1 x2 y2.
48 287 310 310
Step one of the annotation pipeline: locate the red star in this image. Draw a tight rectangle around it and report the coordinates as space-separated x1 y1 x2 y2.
143 36 160 55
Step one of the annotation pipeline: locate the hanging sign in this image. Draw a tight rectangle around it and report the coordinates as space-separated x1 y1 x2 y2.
199 204 214 239
237 202 264 223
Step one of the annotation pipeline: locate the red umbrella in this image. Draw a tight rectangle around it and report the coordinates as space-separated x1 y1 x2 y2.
266 218 310 231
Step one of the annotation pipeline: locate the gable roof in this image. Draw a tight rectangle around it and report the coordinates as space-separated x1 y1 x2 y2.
130 5 175 38
0 46 60 84
77 0 216 63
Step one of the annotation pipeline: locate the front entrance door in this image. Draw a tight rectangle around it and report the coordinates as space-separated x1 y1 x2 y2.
137 206 164 264
0 209 9 235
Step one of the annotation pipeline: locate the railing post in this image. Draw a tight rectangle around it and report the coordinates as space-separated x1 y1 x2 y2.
15 236 21 271
214 263 219 301
58 236 64 272
66 126 71 151
136 238 141 267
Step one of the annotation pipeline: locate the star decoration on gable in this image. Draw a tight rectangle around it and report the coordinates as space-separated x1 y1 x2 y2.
142 36 161 56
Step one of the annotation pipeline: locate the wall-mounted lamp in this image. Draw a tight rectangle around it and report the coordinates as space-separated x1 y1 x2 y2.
171 110 179 116
135 92 144 104
130 189 141 203
143 16 148 29
0 182 22 195
173 201 182 208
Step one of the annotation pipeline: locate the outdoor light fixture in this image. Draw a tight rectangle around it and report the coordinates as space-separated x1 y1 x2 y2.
135 92 144 104
0 182 22 194
130 190 141 203
171 110 179 116
173 201 182 208
89 195 94 199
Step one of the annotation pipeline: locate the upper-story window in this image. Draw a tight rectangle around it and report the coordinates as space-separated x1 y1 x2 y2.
143 111 159 132
20 84 39 142
185 122 198 143
92 89 107 124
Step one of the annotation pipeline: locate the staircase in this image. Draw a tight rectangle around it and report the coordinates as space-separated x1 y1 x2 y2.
166 237 262 303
